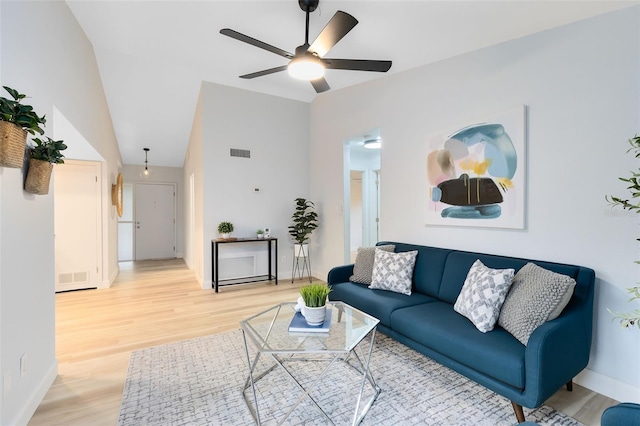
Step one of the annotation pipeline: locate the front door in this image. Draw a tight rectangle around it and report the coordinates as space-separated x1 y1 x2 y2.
135 183 176 260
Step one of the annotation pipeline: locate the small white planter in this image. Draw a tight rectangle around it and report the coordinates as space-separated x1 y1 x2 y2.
302 305 326 326
221 233 230 239
294 243 309 258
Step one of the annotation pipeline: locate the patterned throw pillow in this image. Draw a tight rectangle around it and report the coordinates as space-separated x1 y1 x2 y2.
454 259 515 333
369 250 418 295
498 262 576 345
349 245 395 284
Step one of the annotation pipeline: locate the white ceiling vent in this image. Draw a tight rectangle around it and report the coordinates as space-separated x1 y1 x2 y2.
230 148 250 159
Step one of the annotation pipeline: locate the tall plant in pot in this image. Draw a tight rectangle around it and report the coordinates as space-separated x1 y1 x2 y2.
606 134 640 329
0 86 46 168
25 137 67 195
288 198 318 258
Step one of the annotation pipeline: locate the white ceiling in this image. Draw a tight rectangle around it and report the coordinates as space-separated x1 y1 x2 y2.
66 0 636 167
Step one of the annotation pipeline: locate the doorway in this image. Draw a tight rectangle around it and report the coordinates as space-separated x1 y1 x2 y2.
134 183 176 260
343 129 382 263
54 160 102 292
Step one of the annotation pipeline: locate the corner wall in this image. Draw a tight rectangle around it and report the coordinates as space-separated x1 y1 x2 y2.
198 82 310 288
0 1 121 423
310 7 640 402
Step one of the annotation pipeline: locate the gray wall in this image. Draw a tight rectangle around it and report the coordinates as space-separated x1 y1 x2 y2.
0 1 121 423
310 7 640 402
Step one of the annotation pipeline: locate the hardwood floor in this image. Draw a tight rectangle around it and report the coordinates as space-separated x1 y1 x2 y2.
29 259 617 425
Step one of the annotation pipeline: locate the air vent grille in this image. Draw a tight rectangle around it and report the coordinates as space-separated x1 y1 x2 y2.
230 148 250 158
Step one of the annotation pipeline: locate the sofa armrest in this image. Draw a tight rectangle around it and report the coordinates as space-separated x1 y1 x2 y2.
602 403 640 426
522 305 591 407
327 264 354 285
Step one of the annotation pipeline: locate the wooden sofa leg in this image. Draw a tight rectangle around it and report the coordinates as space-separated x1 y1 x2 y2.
566 379 573 391
512 401 525 423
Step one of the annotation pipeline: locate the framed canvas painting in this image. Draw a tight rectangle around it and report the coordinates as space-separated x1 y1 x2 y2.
425 106 526 229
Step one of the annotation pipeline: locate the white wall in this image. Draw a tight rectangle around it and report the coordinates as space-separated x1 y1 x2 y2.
0 1 121 423
183 89 204 284
310 7 640 403
198 82 310 288
121 164 185 258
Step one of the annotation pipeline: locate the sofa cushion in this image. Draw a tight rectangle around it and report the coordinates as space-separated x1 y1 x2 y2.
328 281 437 327
454 259 515 332
378 242 451 297
390 302 526 389
370 250 418 295
349 245 395 284
498 262 576 345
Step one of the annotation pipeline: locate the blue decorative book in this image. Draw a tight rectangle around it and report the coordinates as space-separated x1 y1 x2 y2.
288 309 332 333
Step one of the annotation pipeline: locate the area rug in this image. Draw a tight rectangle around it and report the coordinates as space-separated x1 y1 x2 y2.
118 330 582 426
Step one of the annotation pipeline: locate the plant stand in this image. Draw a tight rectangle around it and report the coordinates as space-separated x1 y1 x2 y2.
292 243 312 283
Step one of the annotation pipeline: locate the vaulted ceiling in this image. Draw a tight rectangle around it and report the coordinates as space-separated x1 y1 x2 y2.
66 1 635 167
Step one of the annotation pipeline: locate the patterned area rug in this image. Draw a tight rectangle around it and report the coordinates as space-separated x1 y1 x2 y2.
118 330 582 426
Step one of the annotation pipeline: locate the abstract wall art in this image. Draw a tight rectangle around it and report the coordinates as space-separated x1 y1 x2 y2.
426 106 526 229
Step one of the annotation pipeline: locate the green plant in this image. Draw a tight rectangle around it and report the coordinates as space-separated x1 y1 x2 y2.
29 137 67 164
0 86 46 135
299 283 331 308
256 229 264 234
217 221 234 234
288 198 318 244
606 134 640 329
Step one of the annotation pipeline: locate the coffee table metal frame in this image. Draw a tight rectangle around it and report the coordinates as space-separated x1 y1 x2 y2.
239 302 381 425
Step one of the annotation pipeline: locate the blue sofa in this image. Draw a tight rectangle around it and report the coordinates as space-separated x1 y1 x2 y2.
328 242 595 423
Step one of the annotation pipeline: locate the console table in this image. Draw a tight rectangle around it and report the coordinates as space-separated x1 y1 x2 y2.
211 238 278 293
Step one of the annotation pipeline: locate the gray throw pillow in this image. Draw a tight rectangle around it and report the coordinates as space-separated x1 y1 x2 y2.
369 250 418 295
349 245 395 284
454 259 515 333
498 262 576 345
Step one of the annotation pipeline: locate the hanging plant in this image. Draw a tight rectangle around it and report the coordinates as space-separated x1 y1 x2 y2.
24 136 67 195
0 86 47 168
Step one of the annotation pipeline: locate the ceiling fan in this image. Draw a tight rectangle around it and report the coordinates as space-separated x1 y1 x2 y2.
220 0 392 93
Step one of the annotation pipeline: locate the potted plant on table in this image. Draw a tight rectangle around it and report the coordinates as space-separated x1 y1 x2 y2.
299 283 331 326
217 221 234 239
288 198 319 258
25 136 67 195
0 86 47 168
256 229 265 239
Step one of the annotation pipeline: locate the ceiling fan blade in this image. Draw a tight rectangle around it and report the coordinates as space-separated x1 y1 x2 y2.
220 29 294 59
310 77 330 93
240 65 288 79
324 58 392 72
308 11 358 57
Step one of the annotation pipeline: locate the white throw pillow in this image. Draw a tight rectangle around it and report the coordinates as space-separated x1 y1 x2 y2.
369 249 418 295
454 259 515 333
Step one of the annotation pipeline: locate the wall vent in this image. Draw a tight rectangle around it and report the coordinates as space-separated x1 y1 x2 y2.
58 271 89 285
230 148 250 159
218 256 256 280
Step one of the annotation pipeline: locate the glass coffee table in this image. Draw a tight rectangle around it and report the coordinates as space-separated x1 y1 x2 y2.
240 302 380 425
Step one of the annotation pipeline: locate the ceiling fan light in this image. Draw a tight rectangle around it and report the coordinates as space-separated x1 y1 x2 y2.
364 138 382 149
288 56 325 80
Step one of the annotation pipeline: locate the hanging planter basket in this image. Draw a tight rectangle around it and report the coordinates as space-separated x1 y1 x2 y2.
0 121 27 168
25 158 53 195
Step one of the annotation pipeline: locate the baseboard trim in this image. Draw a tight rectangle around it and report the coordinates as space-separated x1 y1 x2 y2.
12 359 58 426
575 368 640 404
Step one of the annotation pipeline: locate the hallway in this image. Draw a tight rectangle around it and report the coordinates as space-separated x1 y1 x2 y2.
29 259 307 425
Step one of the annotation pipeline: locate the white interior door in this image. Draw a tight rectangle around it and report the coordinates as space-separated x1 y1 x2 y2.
135 183 176 260
54 160 101 292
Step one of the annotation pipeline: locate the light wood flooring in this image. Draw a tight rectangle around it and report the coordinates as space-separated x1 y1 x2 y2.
29 259 617 425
